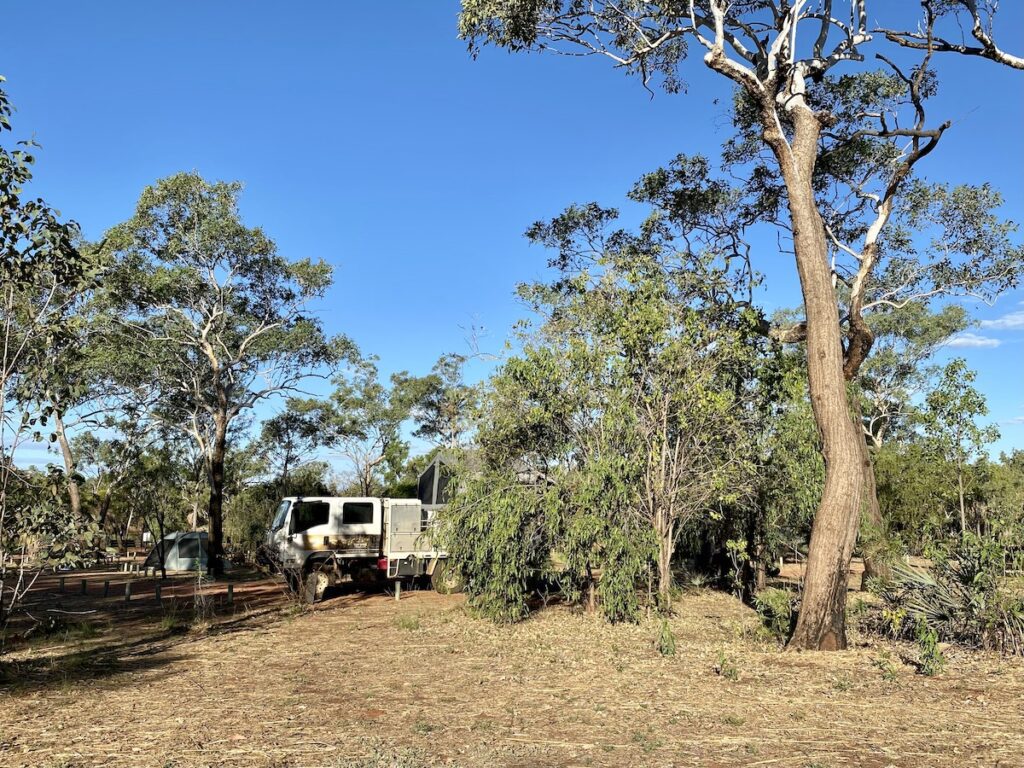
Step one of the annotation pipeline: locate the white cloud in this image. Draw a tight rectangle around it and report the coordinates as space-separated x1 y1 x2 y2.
944 332 1002 349
980 310 1024 330
1004 416 1024 425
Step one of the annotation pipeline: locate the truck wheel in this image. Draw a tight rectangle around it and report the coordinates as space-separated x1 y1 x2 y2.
430 560 463 594
304 569 331 603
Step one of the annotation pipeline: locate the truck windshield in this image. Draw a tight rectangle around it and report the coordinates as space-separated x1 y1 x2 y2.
271 500 290 531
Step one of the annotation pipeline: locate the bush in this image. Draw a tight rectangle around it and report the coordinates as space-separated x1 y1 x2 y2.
914 618 946 676
657 619 677 657
872 531 1024 654
753 587 796 641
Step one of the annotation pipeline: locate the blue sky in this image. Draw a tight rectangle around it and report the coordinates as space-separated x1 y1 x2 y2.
4 1 1023 464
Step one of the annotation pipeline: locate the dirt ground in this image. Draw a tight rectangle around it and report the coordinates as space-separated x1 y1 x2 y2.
1 576 1023 768
2 566 285 641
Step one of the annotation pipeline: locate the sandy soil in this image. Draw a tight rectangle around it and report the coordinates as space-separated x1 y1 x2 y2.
1 581 1022 768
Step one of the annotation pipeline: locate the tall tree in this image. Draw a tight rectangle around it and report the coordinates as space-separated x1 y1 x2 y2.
921 358 999 535
855 302 968 578
101 173 343 574
0 75 100 626
74 419 155 534
256 400 324 496
458 0 1023 649
407 353 480 450
323 354 420 497
444 204 765 618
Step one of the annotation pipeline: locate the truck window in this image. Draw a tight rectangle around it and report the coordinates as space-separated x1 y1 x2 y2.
291 501 330 533
342 502 374 525
271 500 290 531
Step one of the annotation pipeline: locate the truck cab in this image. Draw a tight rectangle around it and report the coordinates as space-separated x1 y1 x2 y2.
265 496 454 601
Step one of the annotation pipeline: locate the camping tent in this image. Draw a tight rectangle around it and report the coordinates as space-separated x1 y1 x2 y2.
143 531 208 572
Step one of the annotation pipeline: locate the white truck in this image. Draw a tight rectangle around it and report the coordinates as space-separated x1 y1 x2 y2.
264 496 456 601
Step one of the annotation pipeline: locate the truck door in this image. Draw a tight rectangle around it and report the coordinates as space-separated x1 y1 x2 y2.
286 499 332 566
268 500 291 563
336 499 381 556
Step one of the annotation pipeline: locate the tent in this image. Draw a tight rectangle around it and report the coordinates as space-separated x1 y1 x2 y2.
143 531 208 572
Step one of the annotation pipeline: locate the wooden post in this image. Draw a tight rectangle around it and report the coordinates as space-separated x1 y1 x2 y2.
103 580 110 598
155 583 162 603
125 581 132 603
81 579 87 595
227 583 234 606
59 576 65 593
394 580 401 602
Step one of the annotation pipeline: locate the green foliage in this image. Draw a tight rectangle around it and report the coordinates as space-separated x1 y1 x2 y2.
318 353 430 496
914 618 946 677
714 649 739 682
406 353 480 449
656 619 676 657
874 442 953 553
440 468 556 623
872 651 900 683
920 358 1000 532
753 588 796 641
751 347 822 565
856 301 969 449
725 538 748 598
441 204 765 622
96 172 346 567
873 530 1024 655
1 75 103 628
255 402 324 496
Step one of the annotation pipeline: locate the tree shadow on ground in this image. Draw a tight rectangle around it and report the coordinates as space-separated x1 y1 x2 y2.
0 632 186 693
1 580 421 694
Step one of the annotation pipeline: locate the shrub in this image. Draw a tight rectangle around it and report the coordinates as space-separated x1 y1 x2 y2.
914 618 946 676
714 649 739 681
395 615 421 631
656 619 677 657
753 587 795 641
871 531 1024 654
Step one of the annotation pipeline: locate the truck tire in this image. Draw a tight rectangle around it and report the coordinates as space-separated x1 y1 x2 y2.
304 569 330 603
430 559 463 594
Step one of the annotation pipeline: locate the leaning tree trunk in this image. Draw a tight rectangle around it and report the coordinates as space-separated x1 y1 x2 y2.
773 109 866 651
207 413 228 577
858 433 892 584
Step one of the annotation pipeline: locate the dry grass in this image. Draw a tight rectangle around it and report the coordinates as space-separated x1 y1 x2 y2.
1 586 1023 767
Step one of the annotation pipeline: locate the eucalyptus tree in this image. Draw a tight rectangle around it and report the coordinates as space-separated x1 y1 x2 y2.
853 302 969 576
101 173 344 574
74 414 160 535
444 203 766 619
14 276 125 522
256 401 324 496
458 0 1023 649
322 355 422 497
407 353 480 450
921 358 999 535
0 76 100 626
